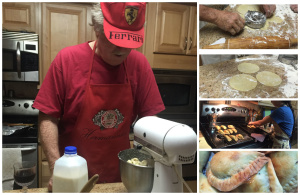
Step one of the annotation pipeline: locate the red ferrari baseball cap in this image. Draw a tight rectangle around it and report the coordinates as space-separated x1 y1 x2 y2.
100 2 146 49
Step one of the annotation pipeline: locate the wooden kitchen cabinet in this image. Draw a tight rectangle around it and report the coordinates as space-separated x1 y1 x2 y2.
38 145 51 188
2 3 41 33
153 3 197 56
40 3 96 85
144 3 197 70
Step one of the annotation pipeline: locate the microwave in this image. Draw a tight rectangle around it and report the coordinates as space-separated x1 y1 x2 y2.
2 31 39 82
153 69 197 115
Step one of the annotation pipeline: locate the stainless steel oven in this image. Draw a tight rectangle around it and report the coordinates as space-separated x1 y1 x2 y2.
2 98 39 190
2 31 39 82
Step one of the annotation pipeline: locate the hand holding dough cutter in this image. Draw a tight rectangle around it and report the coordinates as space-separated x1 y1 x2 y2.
245 10 266 29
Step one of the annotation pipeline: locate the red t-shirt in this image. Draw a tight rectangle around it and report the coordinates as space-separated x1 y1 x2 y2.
33 42 165 125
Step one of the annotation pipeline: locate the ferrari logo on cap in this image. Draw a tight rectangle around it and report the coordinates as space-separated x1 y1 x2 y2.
125 6 138 25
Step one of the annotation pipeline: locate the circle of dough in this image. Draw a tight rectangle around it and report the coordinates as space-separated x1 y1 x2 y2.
238 62 260 73
256 71 282 86
229 74 257 91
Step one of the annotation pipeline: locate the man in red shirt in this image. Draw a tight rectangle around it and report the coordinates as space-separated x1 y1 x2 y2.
33 2 165 191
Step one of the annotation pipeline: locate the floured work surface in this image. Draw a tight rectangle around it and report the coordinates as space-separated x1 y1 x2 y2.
200 4 298 49
199 55 298 98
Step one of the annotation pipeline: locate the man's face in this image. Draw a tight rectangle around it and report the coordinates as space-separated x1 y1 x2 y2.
95 31 132 66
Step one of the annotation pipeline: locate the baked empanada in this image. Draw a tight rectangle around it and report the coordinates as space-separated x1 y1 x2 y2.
217 130 225 135
221 125 227 130
228 125 235 129
215 125 221 130
228 129 233 134
229 135 238 142
200 151 211 172
231 128 237 133
270 151 298 193
236 134 244 140
224 135 232 142
199 173 218 193
207 151 269 192
232 158 283 193
223 130 230 135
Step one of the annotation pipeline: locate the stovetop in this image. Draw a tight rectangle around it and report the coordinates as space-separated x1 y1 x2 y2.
3 98 39 144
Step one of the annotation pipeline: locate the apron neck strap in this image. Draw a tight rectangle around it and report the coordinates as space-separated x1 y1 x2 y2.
88 41 130 85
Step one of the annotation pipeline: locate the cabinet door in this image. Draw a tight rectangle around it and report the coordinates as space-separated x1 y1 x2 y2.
186 6 197 55
40 3 90 84
2 3 39 33
154 3 189 55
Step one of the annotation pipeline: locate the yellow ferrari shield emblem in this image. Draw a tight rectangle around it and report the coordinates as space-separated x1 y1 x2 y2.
125 7 138 25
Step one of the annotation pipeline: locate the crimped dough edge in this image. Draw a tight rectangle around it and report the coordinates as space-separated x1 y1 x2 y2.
207 155 269 191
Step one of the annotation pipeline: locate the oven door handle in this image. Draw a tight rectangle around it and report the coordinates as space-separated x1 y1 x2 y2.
21 147 36 151
16 41 21 79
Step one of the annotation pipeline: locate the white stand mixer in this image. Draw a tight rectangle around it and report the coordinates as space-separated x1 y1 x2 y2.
133 116 197 192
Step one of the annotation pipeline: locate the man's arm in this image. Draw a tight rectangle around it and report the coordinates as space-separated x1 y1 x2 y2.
249 116 272 126
199 5 245 35
38 111 60 191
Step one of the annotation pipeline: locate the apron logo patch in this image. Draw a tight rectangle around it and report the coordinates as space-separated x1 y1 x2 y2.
93 109 124 129
125 6 138 25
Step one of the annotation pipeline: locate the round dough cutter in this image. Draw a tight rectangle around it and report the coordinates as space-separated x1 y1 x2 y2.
245 11 266 29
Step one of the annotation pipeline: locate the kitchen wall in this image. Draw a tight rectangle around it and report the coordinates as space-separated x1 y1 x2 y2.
3 82 39 99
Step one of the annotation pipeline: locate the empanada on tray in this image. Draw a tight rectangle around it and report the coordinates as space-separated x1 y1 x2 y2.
207 151 269 192
270 151 298 192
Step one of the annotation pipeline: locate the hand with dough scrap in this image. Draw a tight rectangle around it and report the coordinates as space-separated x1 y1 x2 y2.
260 5 276 18
290 4 298 13
214 10 245 35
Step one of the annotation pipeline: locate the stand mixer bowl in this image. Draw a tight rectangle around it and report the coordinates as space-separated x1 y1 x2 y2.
118 148 154 192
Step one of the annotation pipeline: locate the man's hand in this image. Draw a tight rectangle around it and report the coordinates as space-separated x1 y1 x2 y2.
48 175 53 192
290 5 298 13
214 10 245 35
260 5 276 18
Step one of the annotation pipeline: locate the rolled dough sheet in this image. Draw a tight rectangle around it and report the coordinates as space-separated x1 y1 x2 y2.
237 5 283 30
238 62 260 73
229 74 257 91
256 71 282 86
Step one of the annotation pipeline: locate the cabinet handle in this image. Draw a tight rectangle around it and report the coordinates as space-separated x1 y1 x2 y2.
189 37 192 50
184 37 187 50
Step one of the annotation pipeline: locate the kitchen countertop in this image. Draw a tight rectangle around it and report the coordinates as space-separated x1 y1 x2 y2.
3 183 127 193
200 4 298 49
199 55 298 98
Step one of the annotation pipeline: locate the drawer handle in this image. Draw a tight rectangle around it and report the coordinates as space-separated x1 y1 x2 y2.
184 37 187 50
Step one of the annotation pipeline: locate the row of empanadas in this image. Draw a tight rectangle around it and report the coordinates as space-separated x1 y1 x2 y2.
218 129 238 135
201 151 298 193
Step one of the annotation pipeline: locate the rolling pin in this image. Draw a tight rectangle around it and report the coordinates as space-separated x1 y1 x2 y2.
202 36 298 49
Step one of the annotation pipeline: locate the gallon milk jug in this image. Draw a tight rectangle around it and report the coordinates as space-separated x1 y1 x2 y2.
53 146 88 192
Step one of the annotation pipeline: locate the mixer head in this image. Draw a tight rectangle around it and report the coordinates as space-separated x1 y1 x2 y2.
133 116 197 166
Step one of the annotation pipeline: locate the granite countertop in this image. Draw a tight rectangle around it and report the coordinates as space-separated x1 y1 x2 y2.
200 4 298 49
199 55 298 98
3 183 127 193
